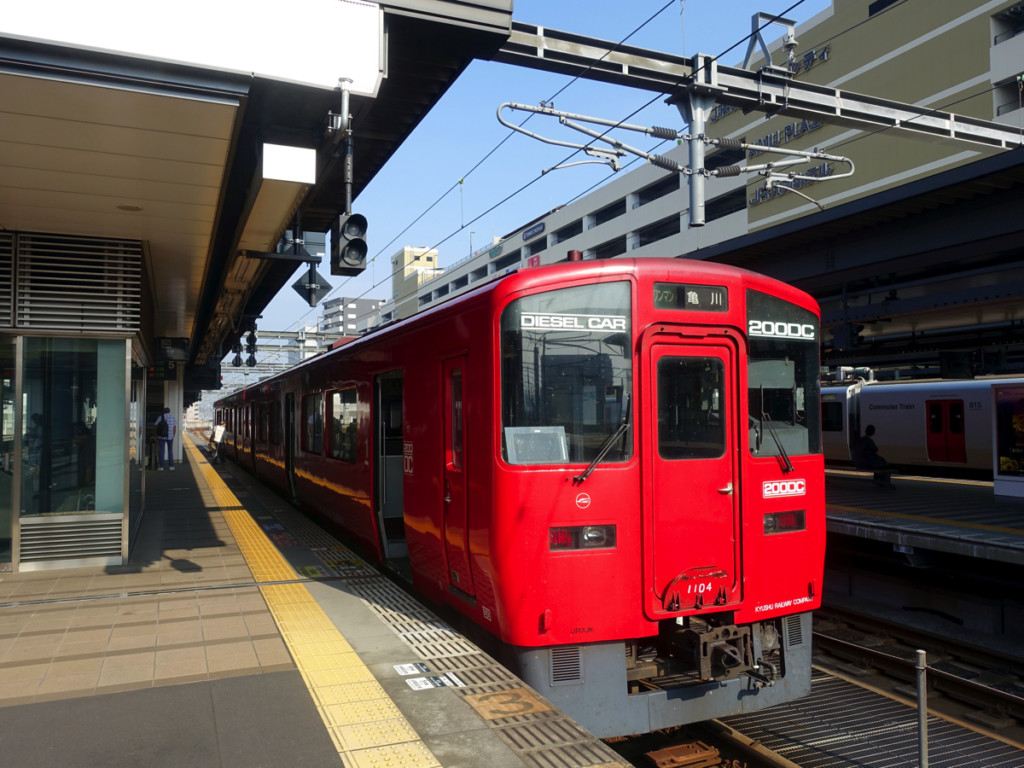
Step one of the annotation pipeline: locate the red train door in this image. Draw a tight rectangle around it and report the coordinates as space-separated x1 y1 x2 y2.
443 356 474 596
926 399 967 463
643 338 740 619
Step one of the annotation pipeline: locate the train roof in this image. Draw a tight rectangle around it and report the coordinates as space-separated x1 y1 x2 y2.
216 257 819 404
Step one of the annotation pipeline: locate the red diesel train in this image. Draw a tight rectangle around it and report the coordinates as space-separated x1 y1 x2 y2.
215 257 824 736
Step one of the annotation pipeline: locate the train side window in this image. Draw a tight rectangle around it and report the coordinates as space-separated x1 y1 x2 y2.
821 402 844 432
301 392 324 454
928 403 943 433
269 402 279 445
451 369 463 469
949 401 964 434
329 388 358 462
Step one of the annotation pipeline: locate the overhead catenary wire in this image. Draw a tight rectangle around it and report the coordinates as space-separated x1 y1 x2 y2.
229 0 824 375
233 0 982 379
256 0 688 342
355 0 815 291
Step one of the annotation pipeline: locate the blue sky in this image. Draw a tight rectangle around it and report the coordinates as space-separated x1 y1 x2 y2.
256 0 833 332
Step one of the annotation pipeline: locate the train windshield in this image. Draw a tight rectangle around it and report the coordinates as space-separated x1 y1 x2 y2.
500 281 633 466
746 290 821 457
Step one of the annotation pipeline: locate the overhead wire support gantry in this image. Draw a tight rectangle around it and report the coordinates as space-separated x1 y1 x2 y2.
492 20 1023 224
494 20 1023 151
497 101 855 216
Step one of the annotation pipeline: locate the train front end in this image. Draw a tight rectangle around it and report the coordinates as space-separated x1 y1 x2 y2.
489 259 824 737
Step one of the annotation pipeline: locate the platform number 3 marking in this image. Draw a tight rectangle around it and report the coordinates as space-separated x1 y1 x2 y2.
464 688 552 720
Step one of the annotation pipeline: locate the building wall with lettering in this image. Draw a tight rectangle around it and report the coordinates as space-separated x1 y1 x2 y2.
716 0 1015 230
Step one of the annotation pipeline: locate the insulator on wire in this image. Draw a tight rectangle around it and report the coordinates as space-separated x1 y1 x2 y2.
714 137 745 151
648 154 680 171
649 125 678 140
714 165 743 177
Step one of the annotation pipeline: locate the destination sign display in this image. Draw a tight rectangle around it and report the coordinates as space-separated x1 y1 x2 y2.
653 283 728 312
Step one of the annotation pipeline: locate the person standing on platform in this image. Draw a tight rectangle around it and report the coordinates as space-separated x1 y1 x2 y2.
155 407 177 470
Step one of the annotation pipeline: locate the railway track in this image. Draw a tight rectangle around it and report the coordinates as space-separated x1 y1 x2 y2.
814 606 1024 739
605 608 1024 768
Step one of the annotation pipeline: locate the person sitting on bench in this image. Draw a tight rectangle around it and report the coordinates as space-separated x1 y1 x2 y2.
852 424 892 487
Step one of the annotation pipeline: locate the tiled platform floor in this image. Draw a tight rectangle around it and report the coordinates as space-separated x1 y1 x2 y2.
0 458 293 706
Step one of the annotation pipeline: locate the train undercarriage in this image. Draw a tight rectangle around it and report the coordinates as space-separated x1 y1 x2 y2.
510 613 813 737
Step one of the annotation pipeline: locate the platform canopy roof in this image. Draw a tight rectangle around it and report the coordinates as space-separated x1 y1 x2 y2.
0 0 512 378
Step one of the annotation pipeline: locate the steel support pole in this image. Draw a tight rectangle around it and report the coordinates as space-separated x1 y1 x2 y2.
676 88 716 227
917 649 929 768
671 54 719 228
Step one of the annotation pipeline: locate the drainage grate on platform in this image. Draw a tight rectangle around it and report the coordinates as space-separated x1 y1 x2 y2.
239 485 630 766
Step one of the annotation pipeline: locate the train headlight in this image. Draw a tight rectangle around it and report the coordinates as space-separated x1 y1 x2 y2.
581 526 609 547
549 525 617 551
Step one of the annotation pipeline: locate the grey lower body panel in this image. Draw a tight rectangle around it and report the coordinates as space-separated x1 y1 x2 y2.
509 612 814 738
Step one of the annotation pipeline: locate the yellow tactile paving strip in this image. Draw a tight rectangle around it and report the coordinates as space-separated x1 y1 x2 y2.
184 439 440 768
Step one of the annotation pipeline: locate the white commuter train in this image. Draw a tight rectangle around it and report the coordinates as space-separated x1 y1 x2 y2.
822 376 1024 476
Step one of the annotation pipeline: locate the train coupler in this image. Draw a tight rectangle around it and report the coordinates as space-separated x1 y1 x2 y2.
669 623 754 681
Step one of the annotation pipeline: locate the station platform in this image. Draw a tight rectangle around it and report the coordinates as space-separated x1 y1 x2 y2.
825 470 1024 566
0 436 628 768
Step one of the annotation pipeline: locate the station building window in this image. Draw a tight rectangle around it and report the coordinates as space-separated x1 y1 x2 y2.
592 199 626 228
635 216 681 248
593 236 627 259
553 219 583 243
526 239 546 257
635 174 680 207
493 251 521 272
706 188 747 222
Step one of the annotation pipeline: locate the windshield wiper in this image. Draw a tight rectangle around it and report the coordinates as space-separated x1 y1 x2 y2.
761 410 795 473
574 394 631 483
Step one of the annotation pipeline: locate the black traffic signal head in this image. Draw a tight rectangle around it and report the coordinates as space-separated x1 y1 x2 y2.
331 213 368 276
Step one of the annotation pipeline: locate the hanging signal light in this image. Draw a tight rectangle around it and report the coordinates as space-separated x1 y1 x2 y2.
331 213 368 276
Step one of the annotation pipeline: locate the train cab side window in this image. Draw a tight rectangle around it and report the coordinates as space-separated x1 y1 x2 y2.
301 392 324 454
329 388 358 462
500 280 632 466
746 290 821 457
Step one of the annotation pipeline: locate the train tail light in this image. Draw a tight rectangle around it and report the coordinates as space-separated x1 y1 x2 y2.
549 525 616 550
763 510 806 535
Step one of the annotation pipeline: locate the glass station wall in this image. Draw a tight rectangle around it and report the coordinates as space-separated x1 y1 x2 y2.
19 338 127 523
